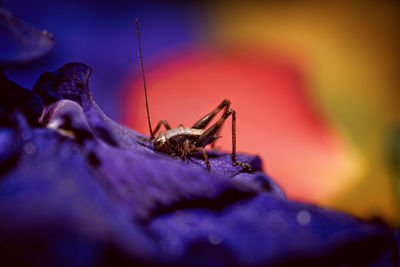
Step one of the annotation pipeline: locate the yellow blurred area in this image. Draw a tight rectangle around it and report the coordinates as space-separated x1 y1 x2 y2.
209 1 400 224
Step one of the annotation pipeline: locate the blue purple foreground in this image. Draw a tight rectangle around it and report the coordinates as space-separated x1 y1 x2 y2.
0 63 398 266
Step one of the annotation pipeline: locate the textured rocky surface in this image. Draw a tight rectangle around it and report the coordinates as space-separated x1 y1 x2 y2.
0 63 397 266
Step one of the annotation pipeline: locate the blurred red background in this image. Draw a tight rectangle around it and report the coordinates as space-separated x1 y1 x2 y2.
123 48 359 206
122 1 400 225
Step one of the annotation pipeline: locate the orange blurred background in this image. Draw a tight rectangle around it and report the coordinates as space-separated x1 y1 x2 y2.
122 1 400 225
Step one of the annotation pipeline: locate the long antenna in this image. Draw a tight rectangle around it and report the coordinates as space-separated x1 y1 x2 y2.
136 18 154 139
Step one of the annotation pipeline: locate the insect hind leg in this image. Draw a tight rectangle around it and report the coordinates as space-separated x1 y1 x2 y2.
229 109 252 170
196 108 252 171
192 99 230 129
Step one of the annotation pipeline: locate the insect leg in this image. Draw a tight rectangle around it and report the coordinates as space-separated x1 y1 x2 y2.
194 147 210 170
195 108 232 147
196 108 252 170
140 120 171 141
152 120 171 136
230 109 252 170
181 139 190 159
192 99 230 129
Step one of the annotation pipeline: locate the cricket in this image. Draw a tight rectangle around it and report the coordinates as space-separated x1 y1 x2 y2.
135 19 252 171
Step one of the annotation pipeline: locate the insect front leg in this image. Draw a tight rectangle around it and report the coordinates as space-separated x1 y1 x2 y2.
152 120 171 135
141 120 171 141
192 99 230 129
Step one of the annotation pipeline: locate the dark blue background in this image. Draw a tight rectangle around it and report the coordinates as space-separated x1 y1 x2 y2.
3 0 203 119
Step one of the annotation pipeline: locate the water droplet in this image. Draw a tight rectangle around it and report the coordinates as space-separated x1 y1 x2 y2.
208 234 223 245
23 142 36 155
297 210 311 226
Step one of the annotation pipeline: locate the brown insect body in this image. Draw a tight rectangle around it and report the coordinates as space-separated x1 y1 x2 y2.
154 126 217 156
136 19 251 171
154 127 205 152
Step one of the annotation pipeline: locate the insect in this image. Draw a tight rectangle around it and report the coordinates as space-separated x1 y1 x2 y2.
135 19 252 171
